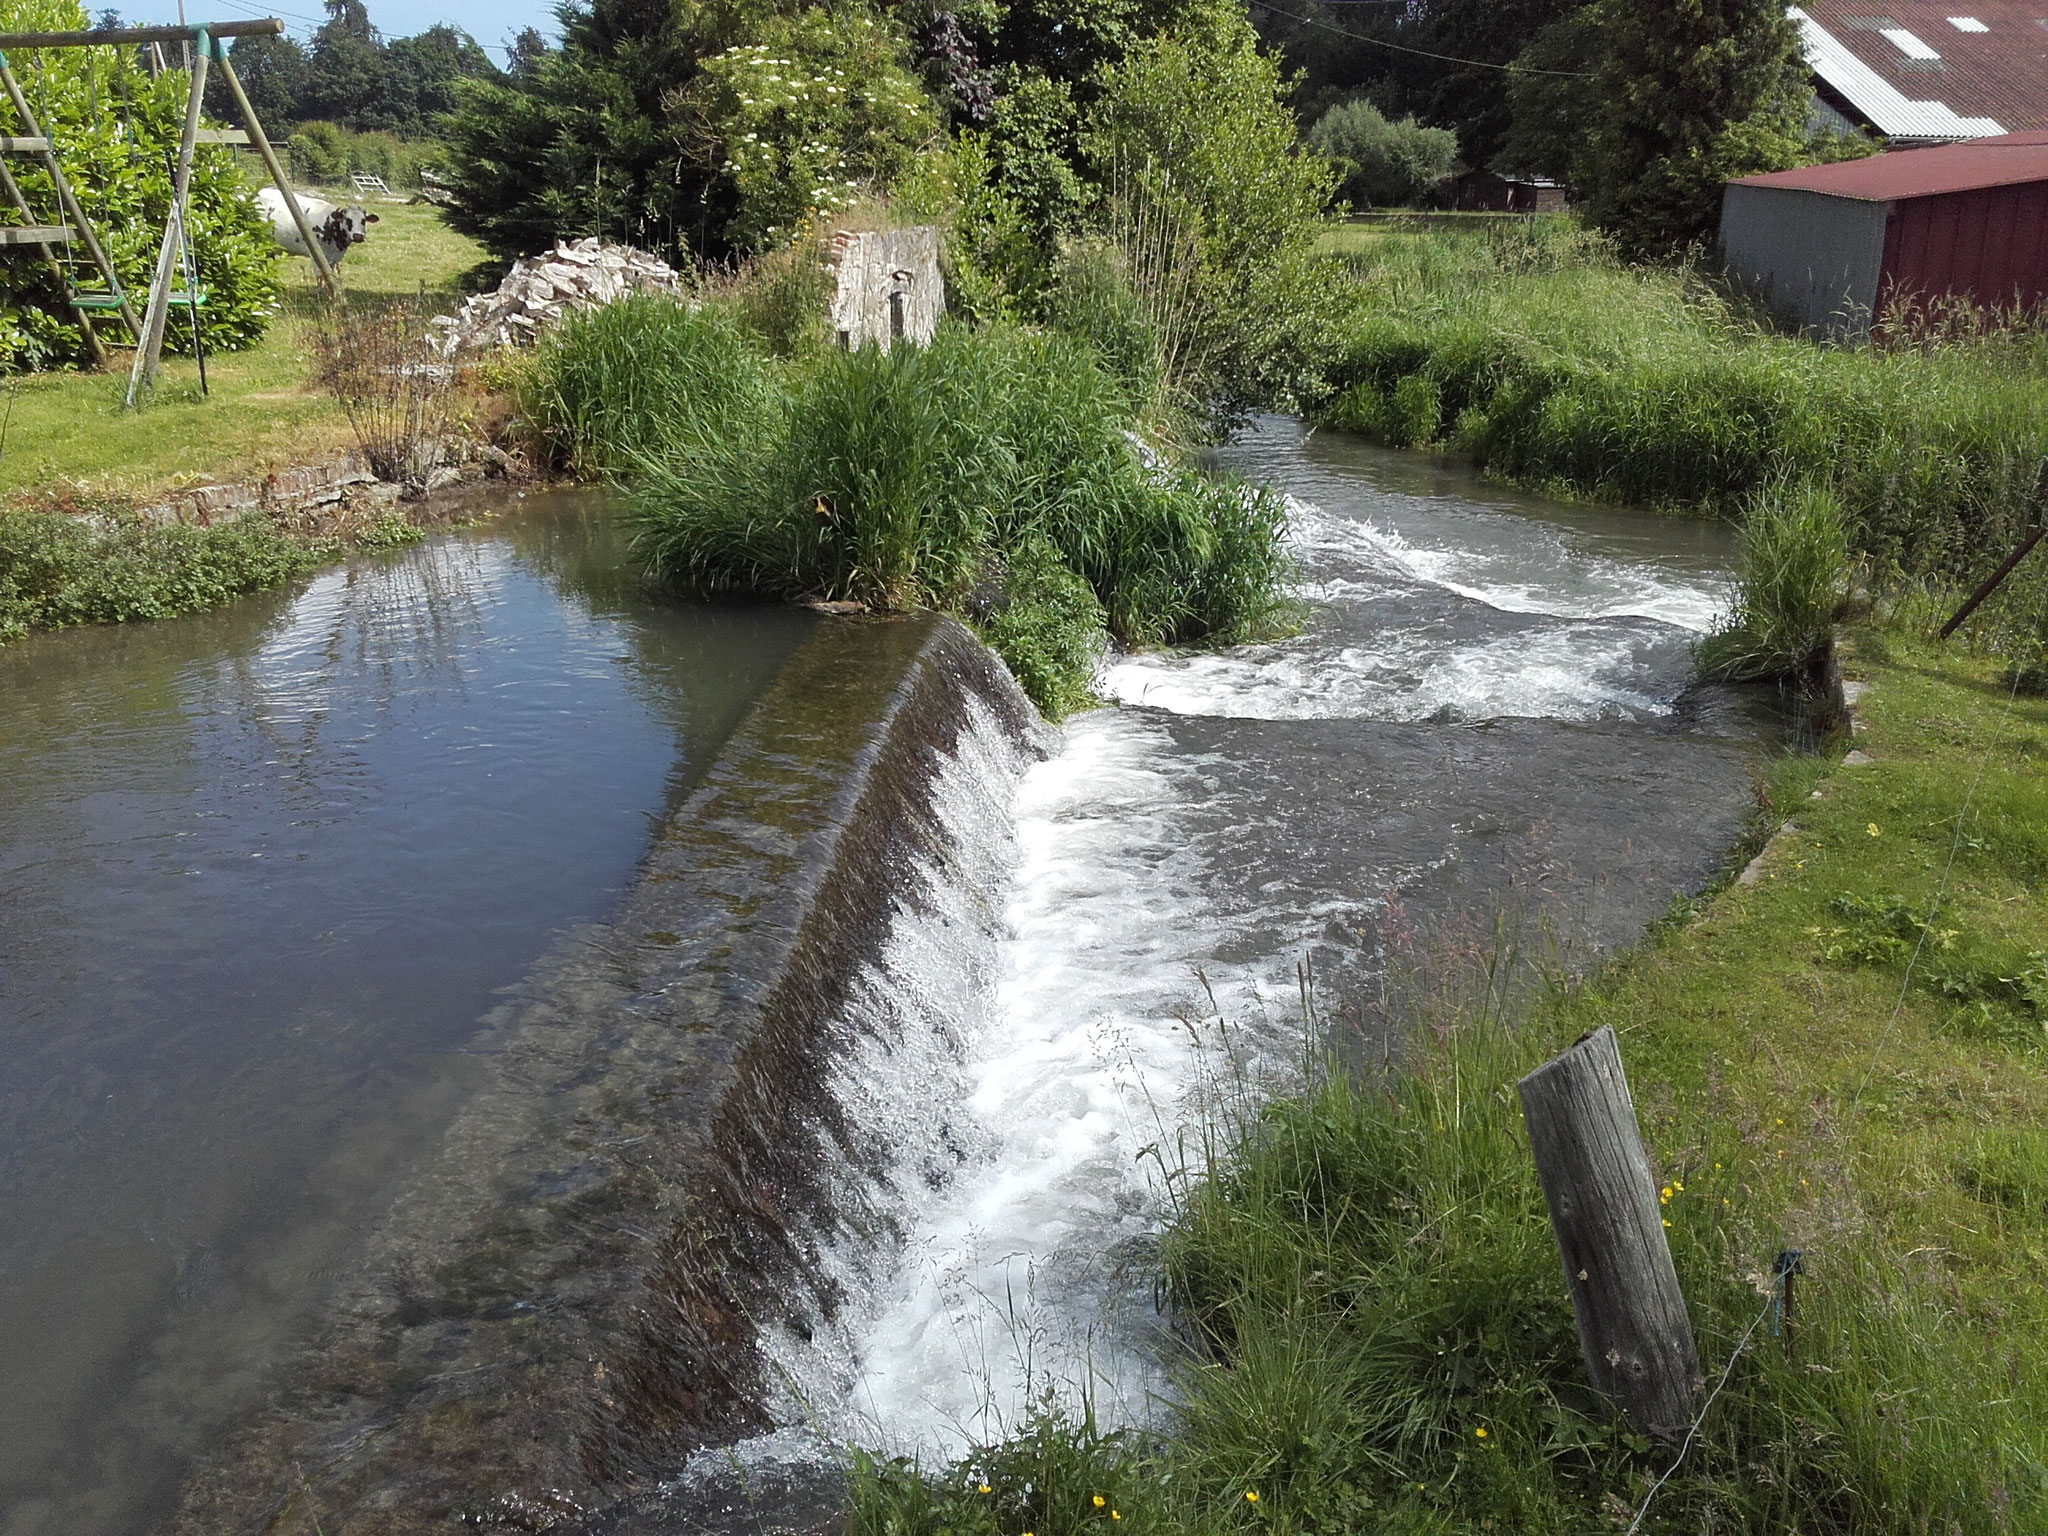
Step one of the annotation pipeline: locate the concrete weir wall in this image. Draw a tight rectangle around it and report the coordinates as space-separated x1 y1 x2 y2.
172 614 1038 1535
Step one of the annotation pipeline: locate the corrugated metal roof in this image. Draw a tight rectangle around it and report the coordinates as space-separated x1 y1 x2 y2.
1793 1 2048 137
1731 134 2048 198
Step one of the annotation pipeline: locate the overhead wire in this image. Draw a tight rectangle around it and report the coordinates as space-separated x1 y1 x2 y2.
1242 0 1590 76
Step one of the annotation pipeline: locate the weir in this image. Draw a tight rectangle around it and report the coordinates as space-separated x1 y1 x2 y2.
64 423 1771 1534
171 614 1042 1533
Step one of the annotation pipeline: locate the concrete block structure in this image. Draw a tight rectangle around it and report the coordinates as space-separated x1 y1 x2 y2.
826 226 944 352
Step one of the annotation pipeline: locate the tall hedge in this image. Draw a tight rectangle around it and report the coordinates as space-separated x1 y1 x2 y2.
0 0 283 372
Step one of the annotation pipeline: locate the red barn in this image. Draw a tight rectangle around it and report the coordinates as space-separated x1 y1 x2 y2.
1719 133 2048 336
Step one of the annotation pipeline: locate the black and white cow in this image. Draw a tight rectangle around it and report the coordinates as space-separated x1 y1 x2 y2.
256 187 379 267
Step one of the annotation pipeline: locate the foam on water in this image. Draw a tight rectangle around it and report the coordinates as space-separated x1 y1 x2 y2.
761 709 1269 1452
732 424 1746 1476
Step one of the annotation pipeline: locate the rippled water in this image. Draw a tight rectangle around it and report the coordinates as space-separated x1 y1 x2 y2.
732 420 1764 1474
0 495 812 1535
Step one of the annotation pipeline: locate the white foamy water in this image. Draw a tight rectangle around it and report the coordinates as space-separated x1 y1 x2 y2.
741 423 1746 1471
1107 477 1731 723
765 709 1289 1452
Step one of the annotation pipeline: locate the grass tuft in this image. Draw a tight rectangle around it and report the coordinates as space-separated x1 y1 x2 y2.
1698 479 1851 690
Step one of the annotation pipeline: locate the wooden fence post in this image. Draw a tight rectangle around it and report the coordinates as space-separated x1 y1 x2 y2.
1518 1026 1701 1443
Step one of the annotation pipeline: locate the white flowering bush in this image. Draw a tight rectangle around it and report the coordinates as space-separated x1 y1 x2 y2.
692 6 934 250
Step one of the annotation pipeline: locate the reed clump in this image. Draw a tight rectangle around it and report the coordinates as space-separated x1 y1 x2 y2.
524 298 1293 715
1698 479 1852 692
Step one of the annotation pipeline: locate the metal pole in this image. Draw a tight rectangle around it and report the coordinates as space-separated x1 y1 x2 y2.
1938 523 2047 640
0 53 141 340
213 43 337 297
128 32 209 402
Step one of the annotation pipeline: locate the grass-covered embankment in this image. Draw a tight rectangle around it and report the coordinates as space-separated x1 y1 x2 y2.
853 630 2048 1533
523 296 1295 716
1319 220 2048 583
0 204 497 647
0 201 489 504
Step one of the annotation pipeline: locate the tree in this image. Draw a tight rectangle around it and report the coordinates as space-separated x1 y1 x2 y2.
1532 0 1809 254
443 0 757 262
300 0 394 129
1250 0 1576 166
1308 100 1457 208
384 24 499 134
206 31 308 132
1496 8 1599 181
506 26 549 79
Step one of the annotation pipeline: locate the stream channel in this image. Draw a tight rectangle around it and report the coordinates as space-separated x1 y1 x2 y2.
0 420 1771 1534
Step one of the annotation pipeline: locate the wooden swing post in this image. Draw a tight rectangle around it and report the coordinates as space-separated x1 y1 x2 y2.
126 29 209 403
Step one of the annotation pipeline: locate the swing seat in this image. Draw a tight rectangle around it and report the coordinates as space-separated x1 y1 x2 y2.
68 292 127 310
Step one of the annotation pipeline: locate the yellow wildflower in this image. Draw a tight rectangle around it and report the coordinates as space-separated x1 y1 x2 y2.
1094 1496 1106 1508
1868 823 1881 837
1245 1490 1259 1503
1474 1426 1488 1439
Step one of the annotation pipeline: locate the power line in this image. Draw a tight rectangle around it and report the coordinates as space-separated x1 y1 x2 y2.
1244 0 1590 77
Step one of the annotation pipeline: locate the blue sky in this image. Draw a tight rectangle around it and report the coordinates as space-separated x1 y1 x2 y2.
104 1 563 68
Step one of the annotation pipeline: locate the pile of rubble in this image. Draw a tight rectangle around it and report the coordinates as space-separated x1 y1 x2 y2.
430 238 683 357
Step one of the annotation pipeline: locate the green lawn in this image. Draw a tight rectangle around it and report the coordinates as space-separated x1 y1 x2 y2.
0 200 494 504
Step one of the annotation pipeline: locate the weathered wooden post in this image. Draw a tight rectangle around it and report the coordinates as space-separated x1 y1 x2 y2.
1518 1026 1701 1443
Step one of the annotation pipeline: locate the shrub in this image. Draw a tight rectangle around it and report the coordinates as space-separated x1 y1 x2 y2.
0 507 321 640
312 297 461 494
678 7 934 251
1082 2 1345 419
286 121 445 189
968 538 1106 719
1307 99 1458 209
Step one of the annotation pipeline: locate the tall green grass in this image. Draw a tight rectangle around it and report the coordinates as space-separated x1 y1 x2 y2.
1319 220 2048 587
524 300 1294 714
1698 480 1851 691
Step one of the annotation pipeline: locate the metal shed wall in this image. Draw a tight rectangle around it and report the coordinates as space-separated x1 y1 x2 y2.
1880 181 2048 312
1718 183 1890 335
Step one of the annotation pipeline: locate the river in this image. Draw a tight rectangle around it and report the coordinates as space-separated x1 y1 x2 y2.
0 494 812 1535
2 426 1768 1534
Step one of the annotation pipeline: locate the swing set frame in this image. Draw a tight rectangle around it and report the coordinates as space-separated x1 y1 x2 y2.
0 18 337 407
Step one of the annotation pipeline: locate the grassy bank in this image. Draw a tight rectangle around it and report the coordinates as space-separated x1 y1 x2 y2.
1316 220 2048 590
0 202 499 647
523 296 1295 716
853 625 2048 1533
0 201 489 504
